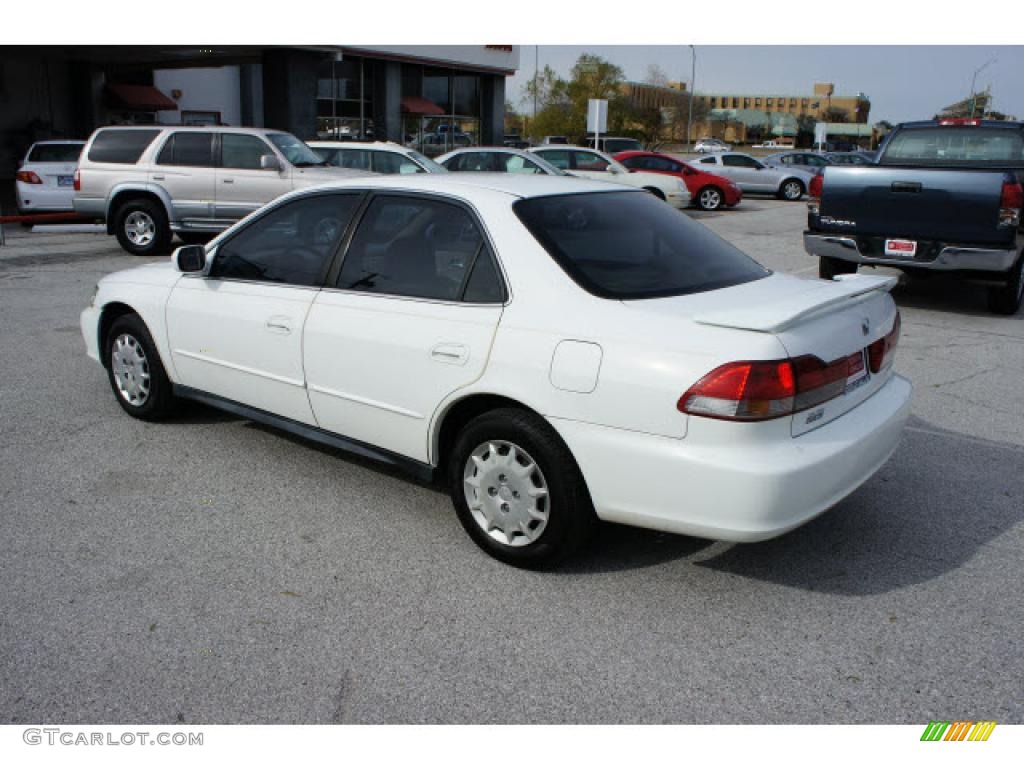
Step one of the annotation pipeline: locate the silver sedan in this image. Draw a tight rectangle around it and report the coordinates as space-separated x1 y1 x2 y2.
688 152 817 200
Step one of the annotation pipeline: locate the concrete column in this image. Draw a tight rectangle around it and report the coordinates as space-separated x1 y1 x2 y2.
239 62 264 127
262 49 321 139
373 61 402 143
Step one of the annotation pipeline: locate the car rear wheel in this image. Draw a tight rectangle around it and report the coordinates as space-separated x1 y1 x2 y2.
779 178 805 201
448 407 595 568
105 313 176 420
987 253 1024 315
696 186 724 211
114 198 172 256
819 255 858 280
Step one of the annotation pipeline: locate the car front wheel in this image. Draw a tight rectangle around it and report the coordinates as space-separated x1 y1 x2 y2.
448 408 595 568
696 186 724 210
105 313 176 420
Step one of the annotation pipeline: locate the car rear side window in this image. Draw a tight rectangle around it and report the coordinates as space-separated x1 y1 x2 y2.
337 196 502 303
514 191 769 300
87 130 161 164
373 152 423 174
156 132 215 167
212 193 360 287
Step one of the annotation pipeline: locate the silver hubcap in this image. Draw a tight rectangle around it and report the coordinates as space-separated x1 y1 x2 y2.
463 441 549 547
701 189 721 209
124 211 156 246
111 334 151 406
784 182 801 199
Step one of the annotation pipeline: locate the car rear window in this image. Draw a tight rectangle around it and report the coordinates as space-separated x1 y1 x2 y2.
514 191 769 300
87 129 161 164
881 126 1024 167
28 143 83 163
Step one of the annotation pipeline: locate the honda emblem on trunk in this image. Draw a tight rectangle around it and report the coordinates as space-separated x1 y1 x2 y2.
862 318 870 336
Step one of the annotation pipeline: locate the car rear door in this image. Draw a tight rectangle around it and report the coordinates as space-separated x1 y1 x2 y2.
215 133 292 222
303 193 505 462
150 131 216 225
166 191 363 424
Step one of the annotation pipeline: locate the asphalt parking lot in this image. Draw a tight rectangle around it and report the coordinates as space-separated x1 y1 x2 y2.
0 199 1021 725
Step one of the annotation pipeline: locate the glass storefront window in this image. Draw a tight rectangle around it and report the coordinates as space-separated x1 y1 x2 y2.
316 57 375 140
401 66 483 156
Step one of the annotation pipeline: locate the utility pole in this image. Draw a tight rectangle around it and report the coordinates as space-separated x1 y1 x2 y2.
686 45 696 149
969 58 996 118
533 45 539 122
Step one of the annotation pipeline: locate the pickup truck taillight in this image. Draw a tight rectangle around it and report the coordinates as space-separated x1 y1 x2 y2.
73 169 81 192
807 173 824 214
999 178 1023 227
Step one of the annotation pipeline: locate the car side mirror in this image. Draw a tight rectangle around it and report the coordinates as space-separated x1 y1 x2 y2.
173 244 206 273
607 164 623 175
260 154 282 171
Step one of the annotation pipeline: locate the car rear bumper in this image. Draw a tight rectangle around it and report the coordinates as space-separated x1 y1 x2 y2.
552 373 912 542
804 232 1019 273
15 182 76 213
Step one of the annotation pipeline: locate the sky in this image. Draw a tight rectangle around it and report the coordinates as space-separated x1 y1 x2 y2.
507 46 1024 125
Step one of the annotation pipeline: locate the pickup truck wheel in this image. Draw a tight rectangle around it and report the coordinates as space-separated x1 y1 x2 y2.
105 314 176 420
449 407 595 568
114 199 172 256
819 255 858 280
779 178 805 201
987 254 1024 315
696 186 724 210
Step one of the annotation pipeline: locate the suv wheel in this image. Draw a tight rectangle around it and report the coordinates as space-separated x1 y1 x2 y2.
819 255 858 280
988 253 1024 315
105 313 176 420
114 198 172 256
448 408 595 568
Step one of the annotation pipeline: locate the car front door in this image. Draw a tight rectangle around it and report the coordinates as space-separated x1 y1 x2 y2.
721 155 771 191
214 133 292 223
166 192 362 424
150 131 216 226
303 193 506 462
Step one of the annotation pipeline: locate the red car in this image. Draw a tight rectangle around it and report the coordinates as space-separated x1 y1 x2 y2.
613 150 742 211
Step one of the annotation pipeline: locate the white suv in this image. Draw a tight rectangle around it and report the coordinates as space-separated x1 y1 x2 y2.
74 126 367 255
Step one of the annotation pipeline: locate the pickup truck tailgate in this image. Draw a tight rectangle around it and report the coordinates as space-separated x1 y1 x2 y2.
820 166 1007 245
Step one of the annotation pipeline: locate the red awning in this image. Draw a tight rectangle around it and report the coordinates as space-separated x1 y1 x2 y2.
105 84 178 112
401 96 445 116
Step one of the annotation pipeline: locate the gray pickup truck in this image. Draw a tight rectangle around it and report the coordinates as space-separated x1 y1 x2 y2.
804 119 1024 314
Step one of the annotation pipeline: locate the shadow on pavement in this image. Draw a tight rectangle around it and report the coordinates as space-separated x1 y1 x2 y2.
890 271 1022 319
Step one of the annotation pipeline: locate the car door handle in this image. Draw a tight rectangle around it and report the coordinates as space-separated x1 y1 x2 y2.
151 174 165 181
430 343 469 365
265 316 292 335
891 181 922 193
222 178 234 184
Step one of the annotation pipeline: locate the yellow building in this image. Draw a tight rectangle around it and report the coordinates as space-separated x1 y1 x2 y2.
696 83 870 123
622 80 687 111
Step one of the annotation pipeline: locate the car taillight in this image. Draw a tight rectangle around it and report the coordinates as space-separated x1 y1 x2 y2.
999 177 1023 227
867 312 901 374
16 171 42 184
73 169 81 191
679 352 865 422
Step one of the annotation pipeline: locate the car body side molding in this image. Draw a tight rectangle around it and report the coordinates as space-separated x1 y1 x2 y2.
173 384 436 483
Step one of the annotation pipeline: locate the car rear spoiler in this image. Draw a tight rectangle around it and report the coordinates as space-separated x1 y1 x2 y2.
693 274 898 333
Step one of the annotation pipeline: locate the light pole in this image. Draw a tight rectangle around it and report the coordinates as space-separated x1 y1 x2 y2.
969 58 996 118
686 45 696 149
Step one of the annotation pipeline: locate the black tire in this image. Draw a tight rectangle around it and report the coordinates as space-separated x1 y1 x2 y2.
696 185 724 211
819 255 858 280
644 187 666 201
114 198 172 256
105 313 176 420
448 407 595 568
987 253 1024 315
778 178 805 201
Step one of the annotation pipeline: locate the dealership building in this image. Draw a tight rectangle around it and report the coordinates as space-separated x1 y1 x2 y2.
0 45 520 184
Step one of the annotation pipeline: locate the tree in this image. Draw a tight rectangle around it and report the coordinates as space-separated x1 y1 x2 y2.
644 64 671 89
504 101 525 136
821 107 850 123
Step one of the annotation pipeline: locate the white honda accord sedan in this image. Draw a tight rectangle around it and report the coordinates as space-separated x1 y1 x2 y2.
81 174 912 567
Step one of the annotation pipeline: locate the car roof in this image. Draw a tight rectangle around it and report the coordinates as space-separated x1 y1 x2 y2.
308 141 409 151
281 172 630 201
31 139 85 145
